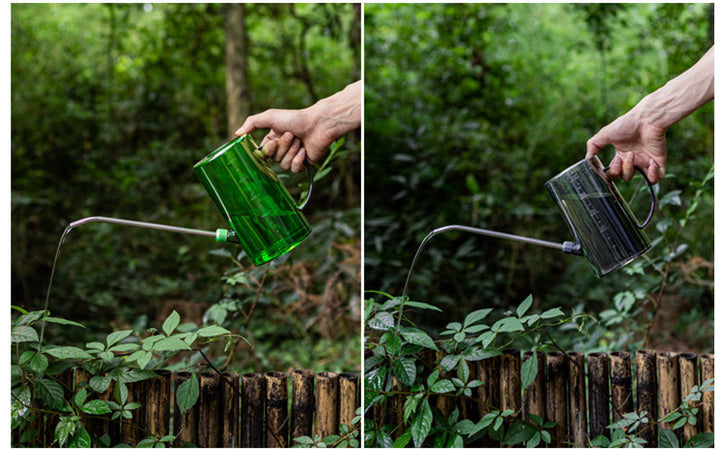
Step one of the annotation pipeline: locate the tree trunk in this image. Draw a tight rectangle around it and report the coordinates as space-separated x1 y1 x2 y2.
225 4 250 137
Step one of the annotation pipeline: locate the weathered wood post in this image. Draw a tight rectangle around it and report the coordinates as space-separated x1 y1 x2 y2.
339 373 359 428
241 372 266 448
545 352 568 448
145 370 171 439
523 352 546 422
699 354 714 433
265 371 289 448
315 371 339 438
222 372 240 447
657 352 680 438
678 353 699 444
567 352 587 447
173 372 198 446
635 350 657 447
198 372 222 448
291 369 315 442
609 351 633 422
587 352 609 440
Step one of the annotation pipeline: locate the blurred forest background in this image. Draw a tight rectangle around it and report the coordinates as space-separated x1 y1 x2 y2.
11 3 361 373
365 4 713 354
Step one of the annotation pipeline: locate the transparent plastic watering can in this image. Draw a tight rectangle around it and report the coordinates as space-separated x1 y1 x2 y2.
69 134 313 266
403 155 656 294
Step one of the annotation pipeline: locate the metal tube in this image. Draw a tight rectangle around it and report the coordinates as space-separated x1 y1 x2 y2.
69 216 218 239
429 224 570 252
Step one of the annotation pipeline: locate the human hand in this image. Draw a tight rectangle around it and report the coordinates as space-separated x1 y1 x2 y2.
585 110 667 184
235 108 334 173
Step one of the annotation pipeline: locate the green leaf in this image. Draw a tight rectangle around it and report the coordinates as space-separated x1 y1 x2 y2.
68 425 91 448
399 327 438 350
28 352 49 375
120 369 158 383
380 332 402 356
74 388 88 408
106 330 133 348
81 399 112 415
410 398 432 447
162 310 180 336
392 358 417 386
89 375 112 393
45 346 93 360
540 308 564 320
504 421 535 445
440 354 461 371
521 352 539 390
86 342 105 351
430 379 455 394
491 317 524 334
404 301 443 312
37 378 65 408
111 343 140 353
54 416 76 447
176 373 199 415
658 429 679 448
196 325 231 338
457 358 469 384
368 311 394 330
11 325 39 343
44 317 86 328
686 432 715 448
153 335 192 352
465 348 502 361
403 396 419 424
517 295 533 318
464 308 492 327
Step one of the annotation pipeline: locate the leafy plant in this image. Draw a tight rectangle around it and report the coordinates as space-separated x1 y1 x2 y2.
292 407 362 448
11 306 233 447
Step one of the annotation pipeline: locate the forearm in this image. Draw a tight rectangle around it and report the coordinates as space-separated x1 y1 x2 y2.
632 46 714 130
308 80 362 140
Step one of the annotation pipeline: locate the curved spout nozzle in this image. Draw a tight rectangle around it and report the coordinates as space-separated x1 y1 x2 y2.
68 216 236 243
401 224 582 300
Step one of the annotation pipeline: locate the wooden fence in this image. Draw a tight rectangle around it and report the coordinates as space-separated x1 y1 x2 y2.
371 350 713 448
25 369 359 448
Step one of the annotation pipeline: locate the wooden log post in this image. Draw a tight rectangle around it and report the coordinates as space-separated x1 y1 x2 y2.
123 378 148 446
173 372 198 446
609 351 633 423
291 369 315 442
198 372 223 448
477 355 501 447
241 373 266 448
500 349 522 423
635 350 657 447
545 352 568 448
678 353 698 444
699 354 714 433
315 372 339 438
145 370 171 440
222 372 240 448
339 373 359 429
657 352 680 437
567 352 587 447
523 352 546 422
587 353 610 440
265 372 289 448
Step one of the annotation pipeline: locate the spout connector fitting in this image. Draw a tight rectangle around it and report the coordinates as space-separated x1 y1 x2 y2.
215 229 241 244
562 241 583 256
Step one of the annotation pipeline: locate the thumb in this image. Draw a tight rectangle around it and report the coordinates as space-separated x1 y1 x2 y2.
234 110 278 136
586 128 610 159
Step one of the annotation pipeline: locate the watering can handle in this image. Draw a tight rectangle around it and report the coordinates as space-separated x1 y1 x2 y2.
603 164 656 230
297 161 313 211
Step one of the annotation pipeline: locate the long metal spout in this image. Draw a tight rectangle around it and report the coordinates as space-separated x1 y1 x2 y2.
428 225 582 255
68 216 229 241
401 224 581 299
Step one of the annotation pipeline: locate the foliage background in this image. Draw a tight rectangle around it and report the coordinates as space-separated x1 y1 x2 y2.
11 3 361 373
364 3 713 353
